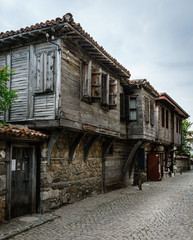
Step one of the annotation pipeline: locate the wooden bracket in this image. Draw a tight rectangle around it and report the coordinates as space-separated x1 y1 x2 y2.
122 140 143 178
102 139 114 160
47 129 62 165
84 135 100 162
69 133 85 163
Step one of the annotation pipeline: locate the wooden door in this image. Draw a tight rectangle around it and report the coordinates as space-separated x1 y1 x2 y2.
11 146 36 218
148 153 160 181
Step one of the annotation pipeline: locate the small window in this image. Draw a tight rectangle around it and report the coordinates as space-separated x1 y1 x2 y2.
35 51 55 93
120 94 137 121
162 107 165 127
166 110 169 128
129 97 137 120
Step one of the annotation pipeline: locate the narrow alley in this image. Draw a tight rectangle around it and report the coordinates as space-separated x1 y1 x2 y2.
1 171 193 240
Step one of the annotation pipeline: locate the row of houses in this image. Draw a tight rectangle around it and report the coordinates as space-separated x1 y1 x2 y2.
0 13 189 222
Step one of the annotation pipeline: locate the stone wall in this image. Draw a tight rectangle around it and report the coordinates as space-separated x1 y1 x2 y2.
175 156 190 171
0 141 7 223
40 132 102 212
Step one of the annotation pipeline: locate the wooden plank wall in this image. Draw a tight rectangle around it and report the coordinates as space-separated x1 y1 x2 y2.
9 47 29 120
126 88 144 139
0 41 60 122
0 54 6 120
60 39 124 136
157 103 173 144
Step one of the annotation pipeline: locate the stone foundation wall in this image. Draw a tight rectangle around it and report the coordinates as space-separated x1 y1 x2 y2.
40 132 102 212
0 141 7 223
175 156 190 171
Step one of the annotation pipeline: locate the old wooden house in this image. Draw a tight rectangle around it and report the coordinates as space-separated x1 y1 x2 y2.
154 92 189 179
0 13 189 222
0 13 136 222
120 80 189 182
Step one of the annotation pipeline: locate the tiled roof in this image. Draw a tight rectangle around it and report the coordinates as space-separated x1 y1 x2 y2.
156 93 189 118
129 79 159 96
0 124 49 140
0 13 130 78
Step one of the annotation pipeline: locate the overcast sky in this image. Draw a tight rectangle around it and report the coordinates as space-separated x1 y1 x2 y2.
1 0 193 126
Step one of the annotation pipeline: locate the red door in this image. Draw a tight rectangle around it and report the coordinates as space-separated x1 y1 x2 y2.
148 153 161 181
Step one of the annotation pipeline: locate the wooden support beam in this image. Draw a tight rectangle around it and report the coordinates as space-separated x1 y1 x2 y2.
84 135 100 162
47 129 62 165
122 140 143 178
69 133 85 163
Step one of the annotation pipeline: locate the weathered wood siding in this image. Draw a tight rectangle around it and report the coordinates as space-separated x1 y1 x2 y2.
105 140 135 190
126 88 147 139
174 113 182 145
0 54 6 120
141 88 157 141
60 40 123 137
157 103 173 145
0 41 61 122
10 47 29 120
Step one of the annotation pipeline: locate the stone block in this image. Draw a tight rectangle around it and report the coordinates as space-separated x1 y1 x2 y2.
0 150 6 159
40 188 60 201
0 175 6 191
0 163 6 175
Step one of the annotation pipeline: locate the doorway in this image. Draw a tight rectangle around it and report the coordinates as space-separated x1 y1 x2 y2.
11 145 36 218
148 153 162 181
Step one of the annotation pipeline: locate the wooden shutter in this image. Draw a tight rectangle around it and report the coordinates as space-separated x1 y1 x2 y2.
120 93 125 121
82 61 92 99
91 68 102 101
109 79 117 108
125 95 130 121
45 51 54 92
35 51 55 93
101 74 109 106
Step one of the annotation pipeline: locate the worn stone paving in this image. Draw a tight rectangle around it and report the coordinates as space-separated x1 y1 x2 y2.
5 171 193 239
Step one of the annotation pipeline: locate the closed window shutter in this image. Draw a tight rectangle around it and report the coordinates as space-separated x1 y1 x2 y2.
91 68 102 100
45 51 54 92
102 74 109 106
125 95 130 121
36 53 44 92
120 93 125 121
35 51 55 93
82 61 92 99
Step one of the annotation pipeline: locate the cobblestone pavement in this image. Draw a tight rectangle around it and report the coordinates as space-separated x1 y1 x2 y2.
8 171 193 239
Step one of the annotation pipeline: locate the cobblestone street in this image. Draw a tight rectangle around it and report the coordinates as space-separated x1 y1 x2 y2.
9 171 193 239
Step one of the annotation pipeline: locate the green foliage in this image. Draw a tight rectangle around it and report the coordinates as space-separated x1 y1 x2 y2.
0 66 17 124
178 119 193 155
